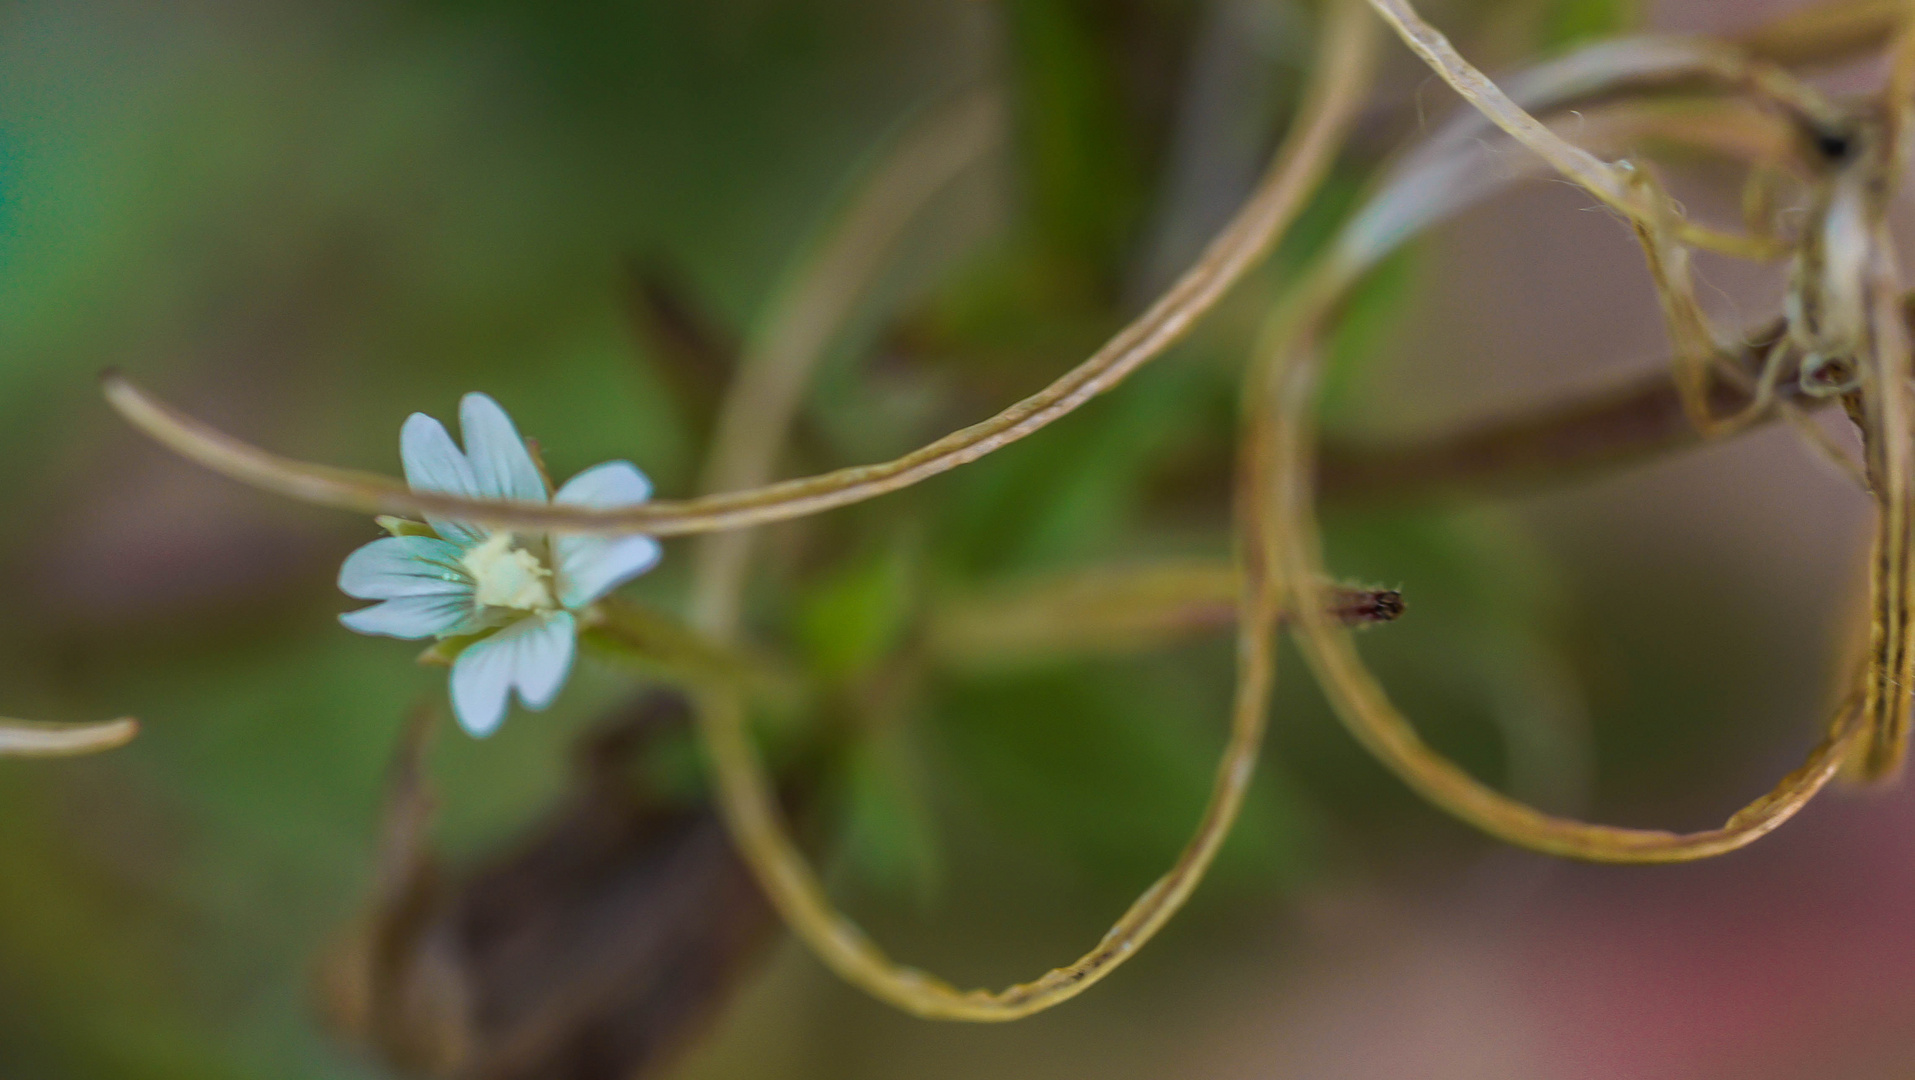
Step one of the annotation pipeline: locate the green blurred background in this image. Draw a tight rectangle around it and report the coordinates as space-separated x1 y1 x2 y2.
3 0 1911 1077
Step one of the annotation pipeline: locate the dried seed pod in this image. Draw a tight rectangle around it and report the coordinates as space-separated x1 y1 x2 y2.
318 693 789 1080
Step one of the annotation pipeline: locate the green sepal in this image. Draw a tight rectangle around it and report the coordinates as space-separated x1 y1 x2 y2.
416 632 489 668
377 516 438 539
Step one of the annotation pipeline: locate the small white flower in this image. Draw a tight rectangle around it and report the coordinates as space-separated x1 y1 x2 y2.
338 393 661 737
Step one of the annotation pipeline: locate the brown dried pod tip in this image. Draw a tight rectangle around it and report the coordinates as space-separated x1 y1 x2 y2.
1326 586 1405 627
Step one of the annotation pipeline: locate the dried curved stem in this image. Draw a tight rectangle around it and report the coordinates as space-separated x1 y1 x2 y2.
103 0 1377 541
1360 0 1866 437
1314 319 1843 504
1362 0 1842 222
1228 6 1899 859
678 0 1375 1020
1854 237 1915 780
1253 288 1861 861
692 610 1279 1017
1844 11 1915 781
0 717 139 757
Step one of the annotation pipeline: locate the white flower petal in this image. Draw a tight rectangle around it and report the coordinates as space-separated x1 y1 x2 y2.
401 412 480 495
511 611 577 710
340 594 478 640
554 535 662 609
446 612 577 737
554 460 652 508
338 536 472 599
450 630 515 737
401 412 485 545
460 393 548 503
552 460 661 608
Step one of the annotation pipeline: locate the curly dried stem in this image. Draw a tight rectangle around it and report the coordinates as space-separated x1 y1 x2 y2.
691 607 1280 1019
1843 10 1915 780
0 717 139 758
1314 319 1859 504
1363 0 1842 220
1250 282 1862 862
1854 243 1915 780
1231 7 1899 857
103 0 1377 541
1360 0 1872 436
673 0 1377 1020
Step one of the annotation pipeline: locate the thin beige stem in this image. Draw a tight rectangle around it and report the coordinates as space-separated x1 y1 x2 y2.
676 0 1375 1020
102 0 1377 541
0 717 138 758
100 2 1903 538
1315 315 1878 504
1360 0 1856 441
581 597 804 709
692 605 1279 1019
1628 173 1731 433
1362 0 1841 226
1854 239 1915 780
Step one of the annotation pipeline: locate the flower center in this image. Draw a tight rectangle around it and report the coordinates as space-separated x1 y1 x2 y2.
461 532 556 612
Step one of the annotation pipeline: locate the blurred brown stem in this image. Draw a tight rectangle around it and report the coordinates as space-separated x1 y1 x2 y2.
1734 0 1910 68
1316 319 1845 505
583 598 804 710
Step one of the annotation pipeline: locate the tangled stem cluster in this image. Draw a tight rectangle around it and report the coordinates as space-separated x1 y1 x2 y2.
103 0 1915 1019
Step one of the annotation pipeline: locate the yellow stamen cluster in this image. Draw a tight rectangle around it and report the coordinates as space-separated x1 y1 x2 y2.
461 533 555 612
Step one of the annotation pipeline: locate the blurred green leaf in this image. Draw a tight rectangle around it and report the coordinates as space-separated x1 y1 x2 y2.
931 650 1312 889
1002 0 1152 283
939 359 1214 576
1319 246 1419 428
1541 0 1638 50
794 536 920 683
837 725 945 904
1319 507 1590 819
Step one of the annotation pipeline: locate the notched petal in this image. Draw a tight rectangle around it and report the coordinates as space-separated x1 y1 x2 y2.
555 535 663 610
512 612 577 710
400 413 479 499
445 613 579 737
402 412 486 545
459 393 548 503
552 461 663 608
450 630 514 737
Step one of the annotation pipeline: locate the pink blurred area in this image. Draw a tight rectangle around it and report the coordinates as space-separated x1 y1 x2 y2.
1190 785 1915 1080
686 785 1915 1080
